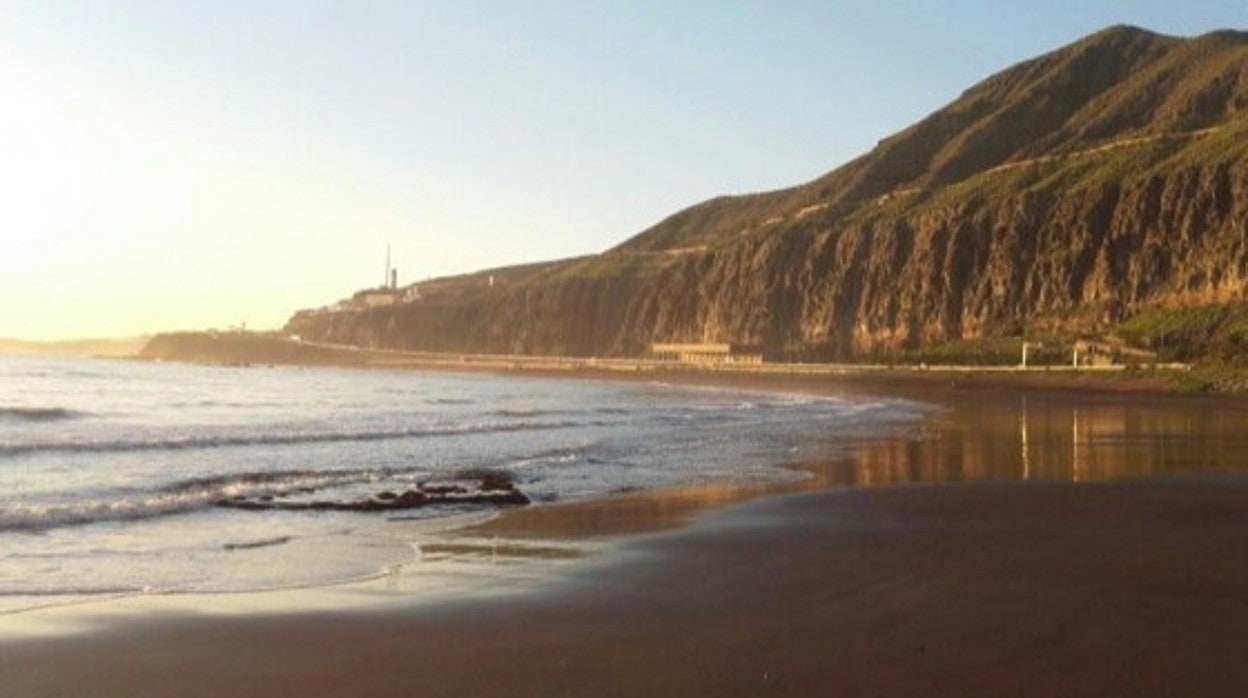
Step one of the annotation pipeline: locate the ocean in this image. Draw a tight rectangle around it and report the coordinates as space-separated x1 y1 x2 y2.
0 355 922 605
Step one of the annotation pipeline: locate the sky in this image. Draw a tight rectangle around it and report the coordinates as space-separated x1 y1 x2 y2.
2 1 1246 339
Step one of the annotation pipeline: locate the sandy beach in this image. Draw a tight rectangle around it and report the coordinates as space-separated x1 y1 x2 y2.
5 373 1248 696
5 478 1248 697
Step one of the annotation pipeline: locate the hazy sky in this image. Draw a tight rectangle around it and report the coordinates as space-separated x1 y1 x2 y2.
2 1 1245 339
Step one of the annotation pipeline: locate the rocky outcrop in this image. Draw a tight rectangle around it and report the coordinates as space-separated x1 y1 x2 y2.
284 27 1248 361
218 473 530 512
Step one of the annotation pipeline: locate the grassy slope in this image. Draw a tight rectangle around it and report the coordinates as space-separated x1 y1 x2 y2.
525 28 1248 360
610 27 1248 257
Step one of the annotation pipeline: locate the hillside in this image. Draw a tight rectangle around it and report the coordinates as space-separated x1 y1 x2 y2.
281 26 1248 361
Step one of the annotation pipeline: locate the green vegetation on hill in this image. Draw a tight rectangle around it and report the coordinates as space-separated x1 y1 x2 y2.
1116 303 1248 363
898 337 1069 367
610 26 1248 257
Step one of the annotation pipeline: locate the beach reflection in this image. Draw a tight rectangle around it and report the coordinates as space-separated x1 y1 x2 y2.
467 391 1248 541
468 482 787 539
843 393 1248 486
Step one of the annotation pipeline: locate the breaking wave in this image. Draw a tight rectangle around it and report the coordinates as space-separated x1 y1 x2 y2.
0 465 427 532
0 418 589 457
0 443 603 533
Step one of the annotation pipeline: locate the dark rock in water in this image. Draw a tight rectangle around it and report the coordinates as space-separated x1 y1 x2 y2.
215 475 529 512
394 490 428 507
480 472 514 492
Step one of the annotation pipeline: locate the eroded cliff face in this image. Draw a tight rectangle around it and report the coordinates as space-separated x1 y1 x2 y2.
285 27 1248 360
288 161 1248 359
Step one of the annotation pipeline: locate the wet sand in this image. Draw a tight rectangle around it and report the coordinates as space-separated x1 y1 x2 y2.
5 479 1248 697
6 378 1248 696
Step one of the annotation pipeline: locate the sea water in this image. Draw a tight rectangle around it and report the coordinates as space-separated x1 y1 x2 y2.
0 355 922 603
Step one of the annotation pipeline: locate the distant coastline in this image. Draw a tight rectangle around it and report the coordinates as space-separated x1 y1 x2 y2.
0 335 150 359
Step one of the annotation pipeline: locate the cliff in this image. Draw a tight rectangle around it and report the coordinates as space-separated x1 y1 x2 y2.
286 26 1248 360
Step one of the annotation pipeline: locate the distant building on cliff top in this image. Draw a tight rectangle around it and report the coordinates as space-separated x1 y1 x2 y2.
353 287 402 308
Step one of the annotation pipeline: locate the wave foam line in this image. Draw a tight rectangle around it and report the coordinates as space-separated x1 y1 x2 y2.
0 419 580 457
0 465 418 532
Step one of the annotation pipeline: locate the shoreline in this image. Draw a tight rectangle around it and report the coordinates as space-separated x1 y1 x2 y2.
6 360 1248 695
3 359 1241 626
0 377 914 633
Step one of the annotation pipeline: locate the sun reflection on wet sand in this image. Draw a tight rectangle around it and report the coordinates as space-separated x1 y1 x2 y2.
471 391 1248 544
465 481 798 540
847 392 1248 486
